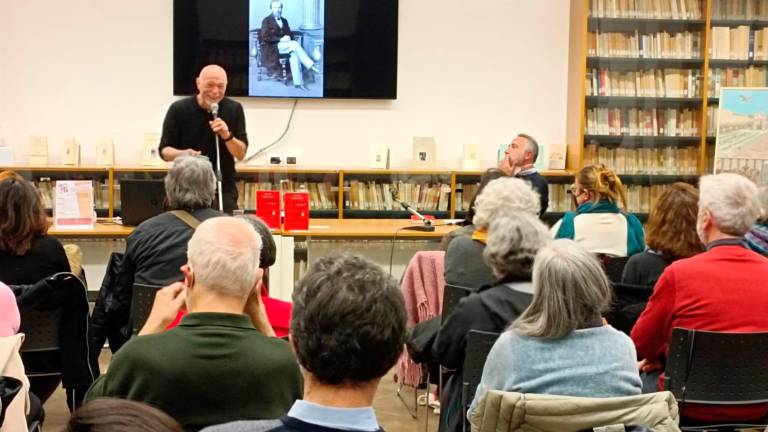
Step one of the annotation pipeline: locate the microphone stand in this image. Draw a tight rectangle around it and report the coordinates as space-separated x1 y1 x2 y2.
215 133 223 213
391 191 435 232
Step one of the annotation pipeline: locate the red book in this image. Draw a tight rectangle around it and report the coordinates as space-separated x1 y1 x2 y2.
256 190 281 229
283 191 310 231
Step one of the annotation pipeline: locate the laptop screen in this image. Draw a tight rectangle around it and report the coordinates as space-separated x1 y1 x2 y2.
119 179 167 226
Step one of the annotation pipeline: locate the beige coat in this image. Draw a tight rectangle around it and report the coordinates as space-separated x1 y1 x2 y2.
471 390 680 432
0 334 29 432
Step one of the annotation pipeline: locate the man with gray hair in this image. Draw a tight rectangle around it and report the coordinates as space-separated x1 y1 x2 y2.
632 173 768 422
86 217 302 430
498 133 549 215
90 156 224 353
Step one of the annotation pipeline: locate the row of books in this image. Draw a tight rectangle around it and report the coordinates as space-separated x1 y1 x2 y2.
710 26 768 60
586 68 702 97
345 181 451 212
711 0 768 19
587 30 702 59
585 107 701 136
583 144 700 174
236 181 338 211
708 66 768 96
34 179 110 210
707 106 720 136
548 183 673 214
589 0 704 19
454 183 481 212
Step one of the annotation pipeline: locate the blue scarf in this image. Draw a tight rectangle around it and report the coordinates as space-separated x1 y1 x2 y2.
555 200 645 256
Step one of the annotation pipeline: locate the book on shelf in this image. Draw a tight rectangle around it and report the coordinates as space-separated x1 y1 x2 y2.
708 66 768 97
711 0 768 20
369 144 390 169
462 144 481 170
583 143 700 175
142 133 165 166
589 0 703 19
548 143 568 170
255 190 281 229
96 138 114 166
585 107 700 136
283 191 310 231
345 180 450 212
586 68 702 97
587 30 702 59
707 105 720 136
61 138 80 166
236 180 337 211
412 137 437 168
710 25 768 60
28 135 49 165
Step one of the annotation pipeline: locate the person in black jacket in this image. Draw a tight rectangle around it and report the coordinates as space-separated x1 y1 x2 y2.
434 213 551 432
259 0 320 89
498 133 549 216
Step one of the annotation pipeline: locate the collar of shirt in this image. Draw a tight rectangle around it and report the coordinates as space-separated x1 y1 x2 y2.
706 237 746 251
504 281 534 295
178 312 256 330
287 400 379 432
275 17 283 27
516 166 537 177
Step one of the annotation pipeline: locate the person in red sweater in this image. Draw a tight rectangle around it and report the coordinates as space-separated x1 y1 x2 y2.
632 173 768 423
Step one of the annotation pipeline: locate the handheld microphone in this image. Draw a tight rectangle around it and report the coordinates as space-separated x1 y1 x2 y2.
210 102 219 119
390 187 435 232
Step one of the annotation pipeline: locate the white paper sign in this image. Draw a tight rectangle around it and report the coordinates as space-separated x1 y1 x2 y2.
54 180 95 229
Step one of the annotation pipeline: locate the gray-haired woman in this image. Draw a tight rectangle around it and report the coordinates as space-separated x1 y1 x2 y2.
469 239 641 414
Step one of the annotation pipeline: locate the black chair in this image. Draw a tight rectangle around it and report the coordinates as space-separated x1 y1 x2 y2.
460 330 500 432
441 284 471 323
0 376 22 427
665 327 768 431
130 283 162 336
605 282 653 335
600 255 630 284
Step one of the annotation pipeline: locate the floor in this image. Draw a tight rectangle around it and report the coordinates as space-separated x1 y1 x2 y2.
42 349 439 432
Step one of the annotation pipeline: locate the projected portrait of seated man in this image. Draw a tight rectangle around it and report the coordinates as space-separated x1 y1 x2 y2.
259 0 320 91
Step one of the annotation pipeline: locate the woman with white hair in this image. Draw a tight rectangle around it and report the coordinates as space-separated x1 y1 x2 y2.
469 239 641 414
444 177 541 290
746 186 768 256
435 212 549 432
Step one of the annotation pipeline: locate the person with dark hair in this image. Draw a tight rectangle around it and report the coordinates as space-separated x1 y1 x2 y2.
86 218 302 431
159 64 248 213
439 168 506 251
67 398 183 432
622 183 704 286
498 133 549 215
552 164 645 257
203 252 407 432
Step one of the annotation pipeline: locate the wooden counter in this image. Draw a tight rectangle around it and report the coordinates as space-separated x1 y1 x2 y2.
49 218 458 239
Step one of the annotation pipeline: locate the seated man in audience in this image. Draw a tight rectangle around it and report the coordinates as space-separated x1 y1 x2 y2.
202 253 407 432
85 217 303 431
90 156 223 351
498 133 549 215
632 173 768 422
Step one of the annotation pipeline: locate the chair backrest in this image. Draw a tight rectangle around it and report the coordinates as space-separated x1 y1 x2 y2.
131 283 162 335
665 327 768 404
0 376 22 427
17 308 63 352
600 255 630 283
441 284 471 321
462 330 500 400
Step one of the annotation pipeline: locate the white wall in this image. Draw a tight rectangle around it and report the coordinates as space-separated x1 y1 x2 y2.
0 0 570 169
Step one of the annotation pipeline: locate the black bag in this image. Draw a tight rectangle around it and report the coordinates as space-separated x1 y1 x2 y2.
406 316 441 364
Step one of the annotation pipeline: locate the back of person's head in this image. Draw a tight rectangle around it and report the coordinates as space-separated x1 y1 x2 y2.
483 212 551 280
512 239 612 340
187 217 262 298
577 164 628 209
465 168 507 223
291 252 407 385
67 398 183 432
235 214 276 269
472 177 540 229
699 173 760 236
645 182 704 261
756 186 768 224
517 133 540 163
164 156 217 210
0 170 22 181
0 176 48 255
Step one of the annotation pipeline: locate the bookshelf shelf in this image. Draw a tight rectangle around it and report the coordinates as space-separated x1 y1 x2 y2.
584 134 702 146
710 19 768 27
618 174 700 184
588 17 706 32
708 59 768 66
585 96 704 107
342 210 450 220
587 57 704 69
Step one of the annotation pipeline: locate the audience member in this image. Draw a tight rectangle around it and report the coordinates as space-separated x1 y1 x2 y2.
444 177 540 290
632 173 768 422
67 398 183 432
91 156 223 351
498 133 549 215
745 186 768 256
439 168 506 251
469 239 641 415
552 164 644 257
85 217 302 431
202 253 406 432
435 213 549 432
0 282 19 337
622 182 704 286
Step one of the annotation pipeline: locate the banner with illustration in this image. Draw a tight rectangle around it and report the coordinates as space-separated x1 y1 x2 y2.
715 87 768 186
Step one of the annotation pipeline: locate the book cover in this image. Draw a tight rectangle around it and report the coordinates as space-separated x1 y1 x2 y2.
142 133 164 166
411 137 436 168
462 144 480 170
96 138 114 166
256 190 281 229
283 191 310 231
61 138 80 165
28 135 49 165
547 143 567 170
369 144 389 169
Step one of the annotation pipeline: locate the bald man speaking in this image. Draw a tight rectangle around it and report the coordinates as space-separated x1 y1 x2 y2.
159 64 248 214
